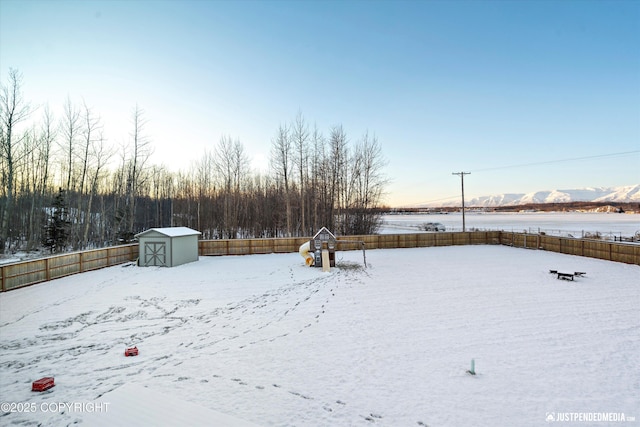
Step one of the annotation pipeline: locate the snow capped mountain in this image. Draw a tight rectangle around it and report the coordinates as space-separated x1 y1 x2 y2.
465 193 523 207
593 184 640 203
462 185 640 207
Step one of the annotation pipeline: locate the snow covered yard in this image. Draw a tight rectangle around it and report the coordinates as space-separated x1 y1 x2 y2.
0 246 638 426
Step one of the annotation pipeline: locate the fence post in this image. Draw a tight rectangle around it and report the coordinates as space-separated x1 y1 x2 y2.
1 266 4 292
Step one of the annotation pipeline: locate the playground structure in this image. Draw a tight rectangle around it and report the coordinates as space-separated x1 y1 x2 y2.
299 227 367 271
299 227 336 272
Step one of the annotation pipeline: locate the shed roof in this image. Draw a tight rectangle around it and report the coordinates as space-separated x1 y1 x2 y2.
135 227 201 238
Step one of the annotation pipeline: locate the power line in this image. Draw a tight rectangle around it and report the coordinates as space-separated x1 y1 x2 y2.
470 150 639 173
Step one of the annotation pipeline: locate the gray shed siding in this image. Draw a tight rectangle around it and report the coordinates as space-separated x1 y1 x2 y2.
135 227 200 267
171 234 199 266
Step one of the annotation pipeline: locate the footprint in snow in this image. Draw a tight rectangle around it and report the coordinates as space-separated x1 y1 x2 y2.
362 413 382 422
289 391 312 400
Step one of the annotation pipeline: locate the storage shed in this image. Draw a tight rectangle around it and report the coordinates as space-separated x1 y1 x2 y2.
135 227 201 267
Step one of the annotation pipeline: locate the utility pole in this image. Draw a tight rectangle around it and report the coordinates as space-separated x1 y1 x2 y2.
452 172 470 232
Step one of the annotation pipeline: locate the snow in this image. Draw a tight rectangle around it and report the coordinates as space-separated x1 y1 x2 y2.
381 212 640 236
84 383 260 426
1 245 638 426
596 185 640 203
135 226 201 237
459 184 640 207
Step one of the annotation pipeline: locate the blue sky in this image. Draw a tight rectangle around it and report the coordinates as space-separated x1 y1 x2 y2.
1 0 638 206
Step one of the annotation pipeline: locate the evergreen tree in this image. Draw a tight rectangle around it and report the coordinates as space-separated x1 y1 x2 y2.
42 188 71 253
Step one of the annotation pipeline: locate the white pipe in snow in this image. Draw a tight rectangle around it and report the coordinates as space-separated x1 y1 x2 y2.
299 241 314 266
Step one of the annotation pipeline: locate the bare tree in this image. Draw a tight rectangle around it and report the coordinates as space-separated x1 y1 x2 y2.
82 132 113 247
111 142 128 241
126 104 152 235
75 100 102 248
0 68 31 251
59 96 82 194
78 101 100 199
21 106 55 249
38 105 56 198
309 124 327 231
348 132 388 234
270 124 293 236
174 169 196 229
194 150 216 235
22 127 43 248
149 164 174 229
213 136 250 238
328 125 348 234
292 111 309 235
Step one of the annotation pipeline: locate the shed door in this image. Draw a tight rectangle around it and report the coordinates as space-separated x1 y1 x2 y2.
144 241 167 266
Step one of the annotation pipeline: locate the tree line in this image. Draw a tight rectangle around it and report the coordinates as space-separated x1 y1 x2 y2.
0 69 388 254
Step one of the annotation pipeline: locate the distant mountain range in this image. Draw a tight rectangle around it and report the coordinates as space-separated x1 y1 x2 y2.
435 185 640 208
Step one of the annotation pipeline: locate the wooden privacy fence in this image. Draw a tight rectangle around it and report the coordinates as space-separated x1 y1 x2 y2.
197 231 504 255
199 237 311 256
0 244 138 292
1 233 638 292
497 232 640 265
